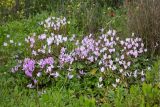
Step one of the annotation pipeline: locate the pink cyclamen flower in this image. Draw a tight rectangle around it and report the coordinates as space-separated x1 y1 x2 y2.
47 37 54 45
23 58 35 77
29 36 35 48
38 34 46 40
38 57 54 68
45 57 54 65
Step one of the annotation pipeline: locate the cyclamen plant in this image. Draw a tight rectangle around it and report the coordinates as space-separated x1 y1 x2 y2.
9 16 148 88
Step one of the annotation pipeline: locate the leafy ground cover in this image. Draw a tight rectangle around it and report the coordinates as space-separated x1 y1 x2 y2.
0 3 160 107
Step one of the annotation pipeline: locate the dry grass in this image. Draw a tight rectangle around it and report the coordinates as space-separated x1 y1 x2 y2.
127 0 160 55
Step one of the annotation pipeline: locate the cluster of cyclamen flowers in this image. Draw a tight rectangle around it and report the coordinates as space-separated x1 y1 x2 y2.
39 17 67 31
10 17 148 88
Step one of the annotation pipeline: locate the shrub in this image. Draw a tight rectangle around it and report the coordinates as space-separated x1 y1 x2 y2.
127 0 160 55
3 16 149 88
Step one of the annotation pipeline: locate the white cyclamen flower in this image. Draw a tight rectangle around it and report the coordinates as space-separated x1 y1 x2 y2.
18 42 21 46
99 77 103 82
107 29 112 35
116 78 120 83
47 37 54 45
100 67 105 72
63 37 68 42
50 72 59 78
98 83 103 88
112 83 117 88
27 83 35 89
10 40 14 43
7 34 10 38
3 42 8 46
37 72 42 77
68 73 73 79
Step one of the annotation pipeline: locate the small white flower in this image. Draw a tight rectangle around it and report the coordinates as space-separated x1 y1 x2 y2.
7 34 10 38
75 40 79 45
116 78 120 83
116 37 119 41
147 67 151 71
120 41 124 45
11 68 15 73
10 40 14 43
99 61 102 65
63 37 68 42
108 55 111 59
69 35 75 41
46 66 52 73
141 77 145 82
135 43 139 48
119 61 123 65
133 70 137 78
112 65 117 70
47 37 54 46
79 70 86 75
127 72 132 77
103 54 107 59
112 83 117 88
38 34 46 40
38 90 46 96
119 69 123 73
141 70 145 76
25 38 29 43
112 30 116 36
99 77 103 82
110 37 114 41
3 42 8 46
27 83 35 89
32 50 37 56
68 73 73 79
124 65 128 69
67 21 70 24
107 29 112 35
155 42 158 47
100 28 104 32
67 67 73 71
126 38 130 42
48 46 51 53
121 55 124 59
37 72 42 77
141 43 144 47
115 58 119 62
100 67 105 72
144 49 147 52
50 72 59 78
18 42 21 46
127 61 131 67
98 83 103 88
138 38 142 41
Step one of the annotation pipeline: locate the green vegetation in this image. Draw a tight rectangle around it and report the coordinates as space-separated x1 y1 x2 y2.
0 0 160 107
0 58 159 106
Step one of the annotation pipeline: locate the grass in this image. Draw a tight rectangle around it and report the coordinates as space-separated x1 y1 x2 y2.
0 66 97 107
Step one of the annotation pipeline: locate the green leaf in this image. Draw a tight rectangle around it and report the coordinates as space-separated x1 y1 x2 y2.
90 68 98 75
